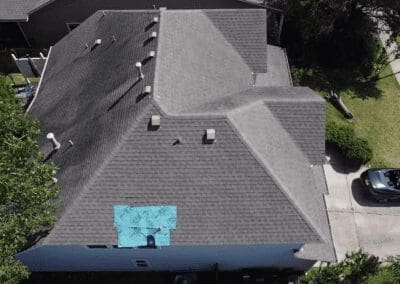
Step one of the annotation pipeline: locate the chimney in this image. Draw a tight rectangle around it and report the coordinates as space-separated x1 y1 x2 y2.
135 62 144 80
46 132 61 150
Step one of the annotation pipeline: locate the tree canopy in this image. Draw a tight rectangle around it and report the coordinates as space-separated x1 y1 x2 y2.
0 75 58 284
283 0 400 79
301 250 400 284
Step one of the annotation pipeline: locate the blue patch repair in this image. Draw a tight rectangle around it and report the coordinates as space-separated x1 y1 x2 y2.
113 205 177 248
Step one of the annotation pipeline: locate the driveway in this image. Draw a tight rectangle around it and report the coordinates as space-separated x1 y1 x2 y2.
324 147 400 261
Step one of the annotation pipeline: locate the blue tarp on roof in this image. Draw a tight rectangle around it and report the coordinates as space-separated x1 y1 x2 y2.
113 205 177 247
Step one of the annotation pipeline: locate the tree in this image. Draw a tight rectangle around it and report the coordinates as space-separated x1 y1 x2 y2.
300 250 400 284
283 0 400 80
0 75 58 283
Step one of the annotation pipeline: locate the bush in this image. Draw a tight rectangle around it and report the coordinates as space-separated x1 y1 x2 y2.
326 121 372 164
300 250 382 284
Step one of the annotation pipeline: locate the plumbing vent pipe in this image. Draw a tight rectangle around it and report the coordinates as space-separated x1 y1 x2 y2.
111 36 116 42
152 17 159 24
46 132 61 150
206 129 215 142
151 115 160 127
92 39 102 49
144 86 152 94
135 62 144 79
39 52 46 59
150 32 157 39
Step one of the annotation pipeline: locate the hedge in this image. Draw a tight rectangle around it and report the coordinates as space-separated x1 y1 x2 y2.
326 121 373 164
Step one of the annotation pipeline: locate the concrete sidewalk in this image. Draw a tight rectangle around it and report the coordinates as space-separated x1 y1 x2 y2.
324 148 400 261
378 25 400 84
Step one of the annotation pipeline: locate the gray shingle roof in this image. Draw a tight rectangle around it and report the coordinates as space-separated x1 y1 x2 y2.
29 9 334 261
0 0 53 21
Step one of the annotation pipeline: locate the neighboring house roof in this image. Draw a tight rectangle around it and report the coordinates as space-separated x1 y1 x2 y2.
29 9 335 261
0 0 53 21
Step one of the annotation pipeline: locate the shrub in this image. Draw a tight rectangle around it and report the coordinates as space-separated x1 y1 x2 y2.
326 121 372 164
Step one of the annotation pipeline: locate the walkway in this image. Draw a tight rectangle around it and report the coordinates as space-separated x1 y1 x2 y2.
324 147 400 261
378 24 400 84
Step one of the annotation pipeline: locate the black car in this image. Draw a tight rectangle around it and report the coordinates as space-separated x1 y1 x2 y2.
361 169 400 201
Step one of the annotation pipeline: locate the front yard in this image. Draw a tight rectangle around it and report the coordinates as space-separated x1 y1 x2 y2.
324 66 400 167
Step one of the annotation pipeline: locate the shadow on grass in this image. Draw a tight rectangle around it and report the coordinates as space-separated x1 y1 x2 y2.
294 66 382 100
325 143 362 174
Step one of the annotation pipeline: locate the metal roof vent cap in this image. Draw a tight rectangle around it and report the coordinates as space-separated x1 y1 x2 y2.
151 115 160 127
91 39 102 50
135 62 144 79
46 132 61 150
206 129 216 142
148 51 156 58
144 85 152 94
152 16 159 24
150 32 157 39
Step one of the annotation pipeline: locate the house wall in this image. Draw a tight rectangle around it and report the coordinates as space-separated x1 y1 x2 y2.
21 0 253 47
16 244 314 272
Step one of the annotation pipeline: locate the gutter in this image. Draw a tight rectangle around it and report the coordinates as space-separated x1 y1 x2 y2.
25 46 52 114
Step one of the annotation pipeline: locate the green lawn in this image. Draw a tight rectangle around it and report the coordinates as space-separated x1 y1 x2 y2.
323 66 400 167
5 73 40 85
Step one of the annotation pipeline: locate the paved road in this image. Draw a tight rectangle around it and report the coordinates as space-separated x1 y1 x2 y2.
324 148 400 261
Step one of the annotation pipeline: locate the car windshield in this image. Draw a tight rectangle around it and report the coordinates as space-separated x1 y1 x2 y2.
386 170 400 190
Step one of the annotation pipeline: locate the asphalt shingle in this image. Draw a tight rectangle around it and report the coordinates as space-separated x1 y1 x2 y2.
29 9 334 261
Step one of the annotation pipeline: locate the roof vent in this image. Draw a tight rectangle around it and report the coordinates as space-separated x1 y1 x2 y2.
151 115 160 127
152 17 159 24
111 36 116 42
135 259 150 268
46 132 61 150
148 51 156 58
206 129 216 142
144 85 152 94
135 62 144 80
91 39 101 50
150 32 157 39
146 235 156 248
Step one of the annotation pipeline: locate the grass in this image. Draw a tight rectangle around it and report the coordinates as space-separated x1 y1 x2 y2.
5 73 40 85
321 66 400 167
